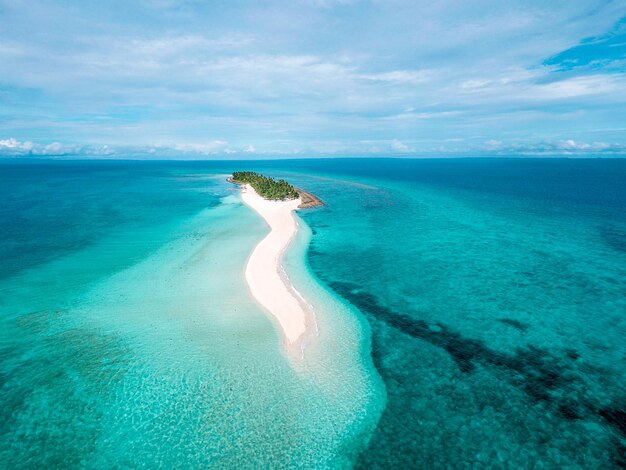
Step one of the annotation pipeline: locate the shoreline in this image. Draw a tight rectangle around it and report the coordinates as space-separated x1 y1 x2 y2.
228 176 324 209
295 188 324 209
240 184 315 349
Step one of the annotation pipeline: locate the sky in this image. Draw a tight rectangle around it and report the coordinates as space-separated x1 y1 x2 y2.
1 0 625 158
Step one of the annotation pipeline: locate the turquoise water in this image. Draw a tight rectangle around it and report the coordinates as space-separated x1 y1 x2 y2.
0 161 382 468
1 159 625 467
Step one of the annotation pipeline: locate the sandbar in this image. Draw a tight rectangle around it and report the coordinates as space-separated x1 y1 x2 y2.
241 184 311 347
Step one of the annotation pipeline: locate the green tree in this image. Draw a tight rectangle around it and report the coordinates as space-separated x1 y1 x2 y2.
232 171 299 200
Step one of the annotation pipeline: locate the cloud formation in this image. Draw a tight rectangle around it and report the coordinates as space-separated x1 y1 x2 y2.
0 0 625 157
0 138 271 159
4 137 623 159
481 139 626 155
0 138 80 156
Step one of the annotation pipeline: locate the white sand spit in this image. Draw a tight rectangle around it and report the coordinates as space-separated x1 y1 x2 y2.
241 184 310 346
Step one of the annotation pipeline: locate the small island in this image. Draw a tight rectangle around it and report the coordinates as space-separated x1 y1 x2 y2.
232 171 299 200
230 171 323 208
229 171 323 348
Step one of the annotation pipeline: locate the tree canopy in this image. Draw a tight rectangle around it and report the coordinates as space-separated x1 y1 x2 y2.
232 171 299 201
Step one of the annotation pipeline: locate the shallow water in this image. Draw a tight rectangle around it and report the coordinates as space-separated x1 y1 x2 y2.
1 158 624 468
0 161 382 468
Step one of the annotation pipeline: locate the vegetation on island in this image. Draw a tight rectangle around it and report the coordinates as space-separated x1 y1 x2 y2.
232 171 299 201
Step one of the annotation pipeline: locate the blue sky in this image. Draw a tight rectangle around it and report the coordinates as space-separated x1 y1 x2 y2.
1 0 625 158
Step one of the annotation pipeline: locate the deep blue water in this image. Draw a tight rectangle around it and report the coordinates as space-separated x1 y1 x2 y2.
0 161 225 281
1 158 625 468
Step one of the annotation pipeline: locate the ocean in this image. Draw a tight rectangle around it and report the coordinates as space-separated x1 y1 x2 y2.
0 158 624 468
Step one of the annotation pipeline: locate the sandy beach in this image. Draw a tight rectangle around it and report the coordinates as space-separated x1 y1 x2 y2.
241 184 310 347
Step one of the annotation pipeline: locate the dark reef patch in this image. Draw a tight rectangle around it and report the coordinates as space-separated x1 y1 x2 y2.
599 224 626 254
566 349 580 361
497 318 528 331
328 280 626 444
600 408 626 436
558 403 583 421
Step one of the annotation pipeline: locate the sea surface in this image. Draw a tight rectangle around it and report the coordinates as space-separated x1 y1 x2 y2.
0 158 625 468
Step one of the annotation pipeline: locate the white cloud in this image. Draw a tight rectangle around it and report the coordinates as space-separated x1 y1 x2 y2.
483 139 503 150
383 110 462 121
169 141 228 154
479 138 626 155
532 75 621 99
310 0 359 7
0 138 239 158
0 138 79 156
128 34 253 54
3 136 625 159
88 145 116 156
17 142 114 156
360 69 435 85
391 139 413 153
0 138 33 151
1 1 626 156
